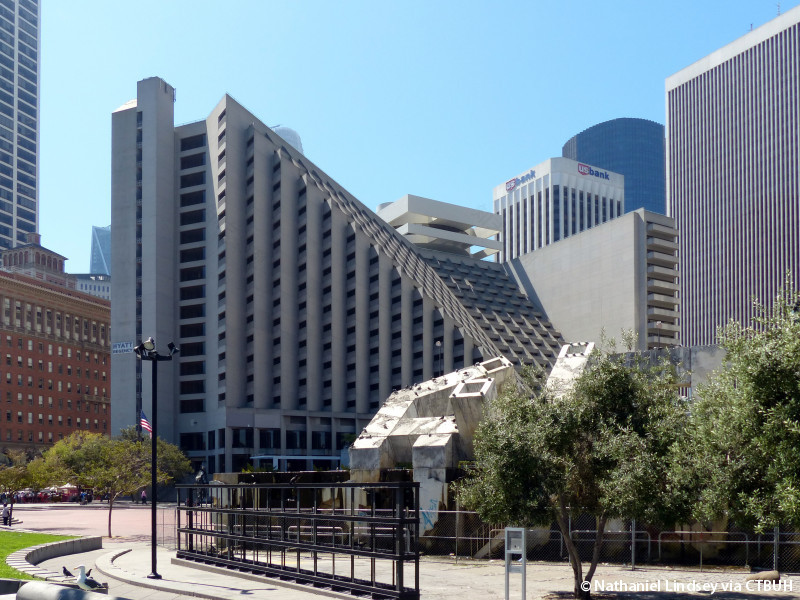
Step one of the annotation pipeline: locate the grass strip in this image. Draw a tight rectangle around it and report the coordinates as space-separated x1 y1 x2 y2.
0 531 76 580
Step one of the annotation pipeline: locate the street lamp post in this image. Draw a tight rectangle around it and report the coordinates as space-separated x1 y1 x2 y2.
655 321 662 349
435 340 442 377
134 337 178 580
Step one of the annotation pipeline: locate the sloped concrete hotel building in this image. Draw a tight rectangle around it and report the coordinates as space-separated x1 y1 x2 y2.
111 78 564 473
667 6 800 347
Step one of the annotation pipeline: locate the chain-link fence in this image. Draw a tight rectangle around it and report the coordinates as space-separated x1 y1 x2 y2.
157 504 177 550
157 504 800 572
418 510 800 572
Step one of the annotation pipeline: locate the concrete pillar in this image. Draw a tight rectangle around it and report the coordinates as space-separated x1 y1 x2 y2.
422 298 434 380
252 133 273 410
330 208 347 413
378 258 393 404
304 180 324 412
279 159 299 410
443 315 455 374
400 281 414 387
354 235 370 414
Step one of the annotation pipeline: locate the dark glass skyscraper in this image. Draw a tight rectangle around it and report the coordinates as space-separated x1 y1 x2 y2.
562 118 665 215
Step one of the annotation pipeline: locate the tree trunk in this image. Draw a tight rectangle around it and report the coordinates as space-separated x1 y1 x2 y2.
584 514 607 584
107 497 114 538
554 494 590 599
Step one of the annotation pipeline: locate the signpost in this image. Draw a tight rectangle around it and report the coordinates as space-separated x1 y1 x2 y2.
505 527 527 600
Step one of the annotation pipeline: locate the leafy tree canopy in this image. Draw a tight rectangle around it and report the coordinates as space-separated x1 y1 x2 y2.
35 429 190 536
458 348 687 598
679 280 800 532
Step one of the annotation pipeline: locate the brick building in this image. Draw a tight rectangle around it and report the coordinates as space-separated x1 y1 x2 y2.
0 234 110 456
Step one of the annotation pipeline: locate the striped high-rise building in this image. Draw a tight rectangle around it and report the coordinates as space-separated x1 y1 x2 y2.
0 0 39 249
666 6 800 347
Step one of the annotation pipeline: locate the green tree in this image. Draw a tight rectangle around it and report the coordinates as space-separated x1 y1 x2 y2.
679 282 800 532
39 430 190 537
0 450 29 495
458 352 687 599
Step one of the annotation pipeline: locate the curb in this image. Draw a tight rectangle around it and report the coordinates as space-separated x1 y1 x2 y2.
95 548 223 600
5 531 102 585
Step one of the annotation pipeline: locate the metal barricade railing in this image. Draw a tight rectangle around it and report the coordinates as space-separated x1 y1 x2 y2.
175 482 420 600
166 500 800 573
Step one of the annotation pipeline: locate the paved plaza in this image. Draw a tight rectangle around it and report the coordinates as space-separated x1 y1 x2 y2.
5 503 800 599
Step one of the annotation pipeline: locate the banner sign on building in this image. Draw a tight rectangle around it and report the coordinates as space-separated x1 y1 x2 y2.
112 341 135 355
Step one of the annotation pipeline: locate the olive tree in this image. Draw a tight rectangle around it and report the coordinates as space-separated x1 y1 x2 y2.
679 282 800 532
458 351 687 599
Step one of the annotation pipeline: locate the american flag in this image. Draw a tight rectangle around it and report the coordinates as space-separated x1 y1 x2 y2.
140 410 153 438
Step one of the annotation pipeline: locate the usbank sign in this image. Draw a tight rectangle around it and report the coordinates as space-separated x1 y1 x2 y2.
505 169 536 193
578 163 610 180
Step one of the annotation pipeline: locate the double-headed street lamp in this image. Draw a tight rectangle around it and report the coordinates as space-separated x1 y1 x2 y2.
134 336 178 580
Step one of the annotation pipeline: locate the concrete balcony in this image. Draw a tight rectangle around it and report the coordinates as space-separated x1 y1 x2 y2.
647 306 679 323
647 265 679 283
646 236 679 253
646 250 678 268
647 292 680 308
647 320 679 333
646 222 679 239
647 333 678 349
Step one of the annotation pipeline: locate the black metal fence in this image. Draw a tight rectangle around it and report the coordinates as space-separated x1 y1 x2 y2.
175 482 420 600
419 510 800 572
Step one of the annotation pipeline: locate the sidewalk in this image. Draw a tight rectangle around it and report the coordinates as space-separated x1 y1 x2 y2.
36 542 800 600
15 504 800 599
39 541 334 600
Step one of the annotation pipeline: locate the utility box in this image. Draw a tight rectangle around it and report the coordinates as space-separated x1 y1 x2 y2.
504 527 527 600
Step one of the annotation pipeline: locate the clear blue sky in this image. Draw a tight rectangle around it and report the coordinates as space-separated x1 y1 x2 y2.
39 0 800 272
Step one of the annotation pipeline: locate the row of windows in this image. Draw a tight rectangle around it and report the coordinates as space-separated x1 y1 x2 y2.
2 391 108 413
5 412 105 427
3 335 106 363
2 372 106 396
0 300 109 346
3 354 106 378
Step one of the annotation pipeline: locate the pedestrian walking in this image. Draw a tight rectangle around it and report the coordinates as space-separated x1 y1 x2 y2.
2 502 10 526
140 489 147 505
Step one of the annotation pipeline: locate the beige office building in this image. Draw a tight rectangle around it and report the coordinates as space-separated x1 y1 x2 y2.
506 209 679 351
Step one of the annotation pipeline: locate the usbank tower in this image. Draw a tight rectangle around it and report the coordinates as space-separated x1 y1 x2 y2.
493 157 625 262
